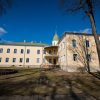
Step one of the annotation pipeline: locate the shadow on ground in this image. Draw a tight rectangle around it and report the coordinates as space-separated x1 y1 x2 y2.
0 69 100 100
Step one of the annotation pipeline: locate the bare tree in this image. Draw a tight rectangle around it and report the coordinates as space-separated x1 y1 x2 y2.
0 0 13 15
60 0 100 68
68 34 94 73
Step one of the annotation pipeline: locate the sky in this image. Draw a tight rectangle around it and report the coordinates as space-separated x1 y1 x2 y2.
0 0 100 44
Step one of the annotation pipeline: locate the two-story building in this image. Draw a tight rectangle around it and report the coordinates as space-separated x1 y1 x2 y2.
0 32 100 72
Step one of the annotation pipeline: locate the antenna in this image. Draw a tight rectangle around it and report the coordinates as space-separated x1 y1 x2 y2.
55 25 58 34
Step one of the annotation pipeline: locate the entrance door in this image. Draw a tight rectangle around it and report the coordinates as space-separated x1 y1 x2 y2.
53 59 56 64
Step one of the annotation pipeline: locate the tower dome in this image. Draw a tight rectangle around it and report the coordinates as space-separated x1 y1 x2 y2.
52 33 59 46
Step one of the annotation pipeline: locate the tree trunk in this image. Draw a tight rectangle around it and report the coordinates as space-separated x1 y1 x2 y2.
87 12 100 68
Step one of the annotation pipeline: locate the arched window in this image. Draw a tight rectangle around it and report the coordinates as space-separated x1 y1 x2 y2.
37 50 40 54
7 49 10 53
14 49 17 53
27 49 30 54
86 40 90 47
26 58 29 63
72 39 76 48
0 48 3 53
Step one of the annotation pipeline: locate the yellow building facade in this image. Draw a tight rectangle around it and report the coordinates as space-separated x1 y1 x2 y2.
0 32 100 72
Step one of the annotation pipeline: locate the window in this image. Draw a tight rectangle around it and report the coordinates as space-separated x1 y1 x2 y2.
14 49 17 53
72 39 76 48
5 58 9 62
54 50 56 54
37 50 40 54
7 49 10 53
37 58 40 63
0 58 1 62
21 49 24 53
26 58 29 63
27 49 30 54
86 40 90 47
43 50 46 54
73 54 77 61
0 48 3 53
49 59 52 63
63 42 65 49
19 58 23 63
13 58 16 62
86 54 91 61
49 50 51 54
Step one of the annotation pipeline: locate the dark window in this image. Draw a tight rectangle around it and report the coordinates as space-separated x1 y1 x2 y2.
20 58 23 63
72 39 76 48
21 49 24 53
26 58 29 63
0 58 2 62
54 50 56 54
73 54 77 61
27 49 30 54
7 49 10 53
14 49 17 53
49 59 52 63
43 50 46 54
37 50 40 54
49 50 51 54
6 58 9 62
86 54 91 61
86 40 89 47
0 48 3 53
13 58 16 62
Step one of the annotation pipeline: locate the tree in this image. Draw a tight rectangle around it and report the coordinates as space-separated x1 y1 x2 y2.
60 0 100 68
0 0 13 15
68 34 94 73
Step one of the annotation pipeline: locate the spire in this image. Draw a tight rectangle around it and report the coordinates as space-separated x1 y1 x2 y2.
53 26 59 41
53 33 59 41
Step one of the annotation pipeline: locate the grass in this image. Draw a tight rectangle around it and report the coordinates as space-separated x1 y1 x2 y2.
0 67 100 99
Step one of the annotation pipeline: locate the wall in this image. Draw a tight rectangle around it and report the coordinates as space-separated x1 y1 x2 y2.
0 45 44 68
58 34 100 72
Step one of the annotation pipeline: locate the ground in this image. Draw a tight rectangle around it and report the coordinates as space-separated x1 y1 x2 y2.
0 67 100 100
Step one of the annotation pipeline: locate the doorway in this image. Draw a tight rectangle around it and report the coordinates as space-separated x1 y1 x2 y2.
53 59 56 64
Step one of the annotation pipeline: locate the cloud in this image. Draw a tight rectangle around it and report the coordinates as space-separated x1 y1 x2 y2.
66 28 92 34
79 28 92 33
0 39 13 43
0 27 7 36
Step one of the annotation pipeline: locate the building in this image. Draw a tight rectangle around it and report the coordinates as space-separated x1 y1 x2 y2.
58 32 99 72
0 32 100 72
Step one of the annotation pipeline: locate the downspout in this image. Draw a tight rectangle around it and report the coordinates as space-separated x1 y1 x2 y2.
65 34 68 71
23 45 26 67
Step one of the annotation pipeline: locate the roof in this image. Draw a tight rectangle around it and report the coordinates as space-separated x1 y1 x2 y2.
65 32 100 36
53 33 59 41
0 42 49 47
44 45 58 49
58 32 100 44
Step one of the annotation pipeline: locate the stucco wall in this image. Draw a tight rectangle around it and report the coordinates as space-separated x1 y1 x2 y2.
0 45 44 67
59 34 100 72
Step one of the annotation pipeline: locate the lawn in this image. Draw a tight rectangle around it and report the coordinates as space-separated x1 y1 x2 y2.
0 67 100 99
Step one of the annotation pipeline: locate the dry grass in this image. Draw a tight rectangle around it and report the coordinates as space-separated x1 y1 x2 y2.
0 67 100 99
